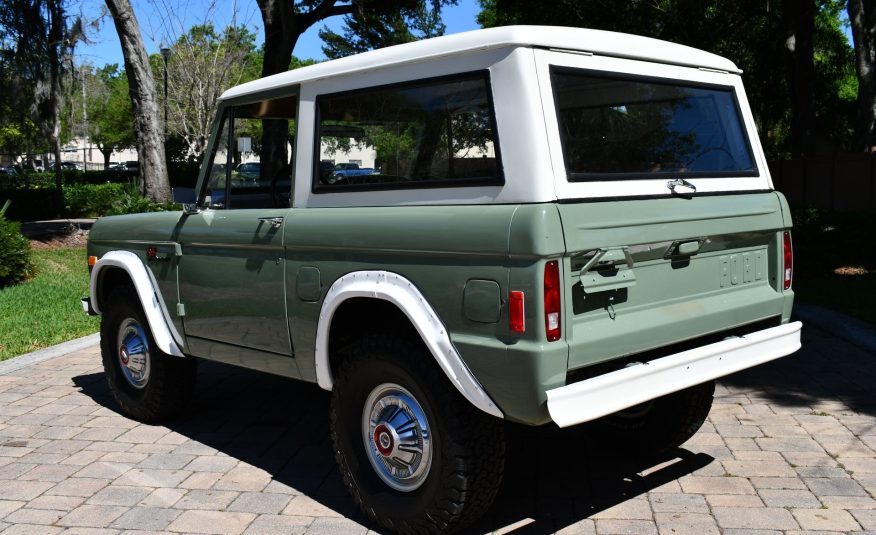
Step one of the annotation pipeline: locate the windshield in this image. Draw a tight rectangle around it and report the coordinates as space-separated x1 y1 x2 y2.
551 69 757 180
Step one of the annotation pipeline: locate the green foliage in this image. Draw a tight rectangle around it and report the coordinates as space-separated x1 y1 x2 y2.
319 1 455 59
62 183 177 217
0 203 34 288
0 247 99 360
87 64 137 158
476 0 858 159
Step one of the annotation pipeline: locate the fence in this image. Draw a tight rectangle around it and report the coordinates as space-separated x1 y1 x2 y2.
770 153 876 213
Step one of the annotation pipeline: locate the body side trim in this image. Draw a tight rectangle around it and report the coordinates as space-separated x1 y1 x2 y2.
546 321 802 427
90 250 186 357
314 270 504 419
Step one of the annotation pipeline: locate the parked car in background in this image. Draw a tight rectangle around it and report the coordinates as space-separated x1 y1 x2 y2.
46 161 81 171
84 26 802 534
118 161 139 173
0 166 18 176
234 162 261 181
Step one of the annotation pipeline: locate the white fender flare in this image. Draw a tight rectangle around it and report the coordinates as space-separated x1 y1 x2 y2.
314 270 503 419
90 251 185 357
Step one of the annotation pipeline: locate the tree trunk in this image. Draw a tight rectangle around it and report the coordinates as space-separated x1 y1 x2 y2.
782 0 817 157
99 146 113 169
849 0 876 152
105 0 171 202
255 1 354 180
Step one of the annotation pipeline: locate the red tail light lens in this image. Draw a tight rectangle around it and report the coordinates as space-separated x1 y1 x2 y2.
509 291 525 333
544 260 561 342
783 231 793 290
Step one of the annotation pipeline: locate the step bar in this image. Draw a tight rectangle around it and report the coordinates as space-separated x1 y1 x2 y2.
546 321 802 428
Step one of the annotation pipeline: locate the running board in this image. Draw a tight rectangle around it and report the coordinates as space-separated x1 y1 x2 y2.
546 321 802 428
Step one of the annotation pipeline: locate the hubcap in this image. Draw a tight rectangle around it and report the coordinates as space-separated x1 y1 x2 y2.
117 318 150 389
362 383 432 492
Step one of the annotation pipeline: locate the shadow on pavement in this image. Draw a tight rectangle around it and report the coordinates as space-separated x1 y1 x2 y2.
72 360 714 533
720 325 876 418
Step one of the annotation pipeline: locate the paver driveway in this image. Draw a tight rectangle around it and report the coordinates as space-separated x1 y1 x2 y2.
0 324 874 534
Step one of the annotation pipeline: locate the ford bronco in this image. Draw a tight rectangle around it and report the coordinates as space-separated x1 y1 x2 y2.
84 26 802 533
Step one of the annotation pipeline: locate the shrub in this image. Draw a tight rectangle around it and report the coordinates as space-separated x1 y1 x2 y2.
63 183 178 217
63 183 128 217
0 201 35 288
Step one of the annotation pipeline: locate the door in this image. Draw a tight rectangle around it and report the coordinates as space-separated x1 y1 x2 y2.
176 209 291 356
176 94 298 358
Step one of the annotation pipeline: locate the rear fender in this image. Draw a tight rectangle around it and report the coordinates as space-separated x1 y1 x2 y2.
314 270 503 419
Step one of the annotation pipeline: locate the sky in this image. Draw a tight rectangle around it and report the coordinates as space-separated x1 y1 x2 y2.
76 0 483 68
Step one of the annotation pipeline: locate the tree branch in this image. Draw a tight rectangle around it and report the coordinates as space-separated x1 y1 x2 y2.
297 1 355 32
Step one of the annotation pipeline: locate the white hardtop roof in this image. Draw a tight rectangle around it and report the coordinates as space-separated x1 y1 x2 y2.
220 25 741 101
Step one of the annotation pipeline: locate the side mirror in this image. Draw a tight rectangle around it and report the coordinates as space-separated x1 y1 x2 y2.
182 203 200 215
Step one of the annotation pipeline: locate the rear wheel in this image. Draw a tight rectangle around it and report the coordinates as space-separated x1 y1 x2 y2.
600 380 715 454
330 334 504 534
100 285 196 422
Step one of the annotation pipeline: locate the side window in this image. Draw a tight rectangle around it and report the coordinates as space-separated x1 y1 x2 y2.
201 93 299 209
314 72 502 191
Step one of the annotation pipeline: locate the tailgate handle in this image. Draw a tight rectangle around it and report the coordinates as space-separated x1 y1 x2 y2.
578 247 636 293
665 237 707 259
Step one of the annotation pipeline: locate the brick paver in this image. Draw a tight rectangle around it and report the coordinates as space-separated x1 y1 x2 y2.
0 326 875 533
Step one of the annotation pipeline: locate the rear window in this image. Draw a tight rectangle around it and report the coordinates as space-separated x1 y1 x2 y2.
551 69 757 180
313 72 502 191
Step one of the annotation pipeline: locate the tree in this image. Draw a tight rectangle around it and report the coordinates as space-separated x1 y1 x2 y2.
255 1 455 180
105 0 170 202
319 1 449 59
0 0 78 196
161 25 260 158
849 0 876 152
88 65 136 168
476 0 856 159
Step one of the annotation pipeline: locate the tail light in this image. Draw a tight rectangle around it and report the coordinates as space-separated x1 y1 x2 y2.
544 260 561 341
509 291 525 333
783 231 793 290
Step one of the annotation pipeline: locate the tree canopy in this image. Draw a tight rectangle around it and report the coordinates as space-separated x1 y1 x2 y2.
477 0 858 159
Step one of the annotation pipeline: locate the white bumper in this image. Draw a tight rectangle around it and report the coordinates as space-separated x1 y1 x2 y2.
546 321 802 428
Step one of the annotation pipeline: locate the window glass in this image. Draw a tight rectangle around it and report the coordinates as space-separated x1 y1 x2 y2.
202 94 298 209
203 115 230 208
315 72 501 191
552 70 757 180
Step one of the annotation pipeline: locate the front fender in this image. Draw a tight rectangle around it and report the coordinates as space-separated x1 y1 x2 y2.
90 251 185 357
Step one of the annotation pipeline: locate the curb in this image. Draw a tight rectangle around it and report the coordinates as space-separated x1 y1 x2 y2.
794 302 876 355
0 333 100 376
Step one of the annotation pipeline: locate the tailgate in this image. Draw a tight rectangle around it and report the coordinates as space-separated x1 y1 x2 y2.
559 192 789 371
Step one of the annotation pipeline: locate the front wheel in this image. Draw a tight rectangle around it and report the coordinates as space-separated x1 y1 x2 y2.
100 286 197 422
330 335 504 534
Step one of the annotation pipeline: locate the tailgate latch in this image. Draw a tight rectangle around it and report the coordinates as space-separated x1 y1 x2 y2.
578 247 637 294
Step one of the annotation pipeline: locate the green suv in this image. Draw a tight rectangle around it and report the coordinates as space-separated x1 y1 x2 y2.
83 25 802 534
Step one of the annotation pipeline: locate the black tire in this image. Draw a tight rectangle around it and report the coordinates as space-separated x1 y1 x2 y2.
330 334 504 534
599 380 715 454
100 285 197 422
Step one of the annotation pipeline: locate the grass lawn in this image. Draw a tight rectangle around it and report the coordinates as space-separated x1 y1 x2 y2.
0 247 99 361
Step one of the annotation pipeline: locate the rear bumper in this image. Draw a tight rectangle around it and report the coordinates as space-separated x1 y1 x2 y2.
546 321 802 428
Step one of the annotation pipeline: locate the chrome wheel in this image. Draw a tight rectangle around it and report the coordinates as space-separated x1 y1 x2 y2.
362 383 432 492
116 318 150 390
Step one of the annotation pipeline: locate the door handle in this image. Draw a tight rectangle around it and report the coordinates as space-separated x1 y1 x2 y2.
258 216 284 229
